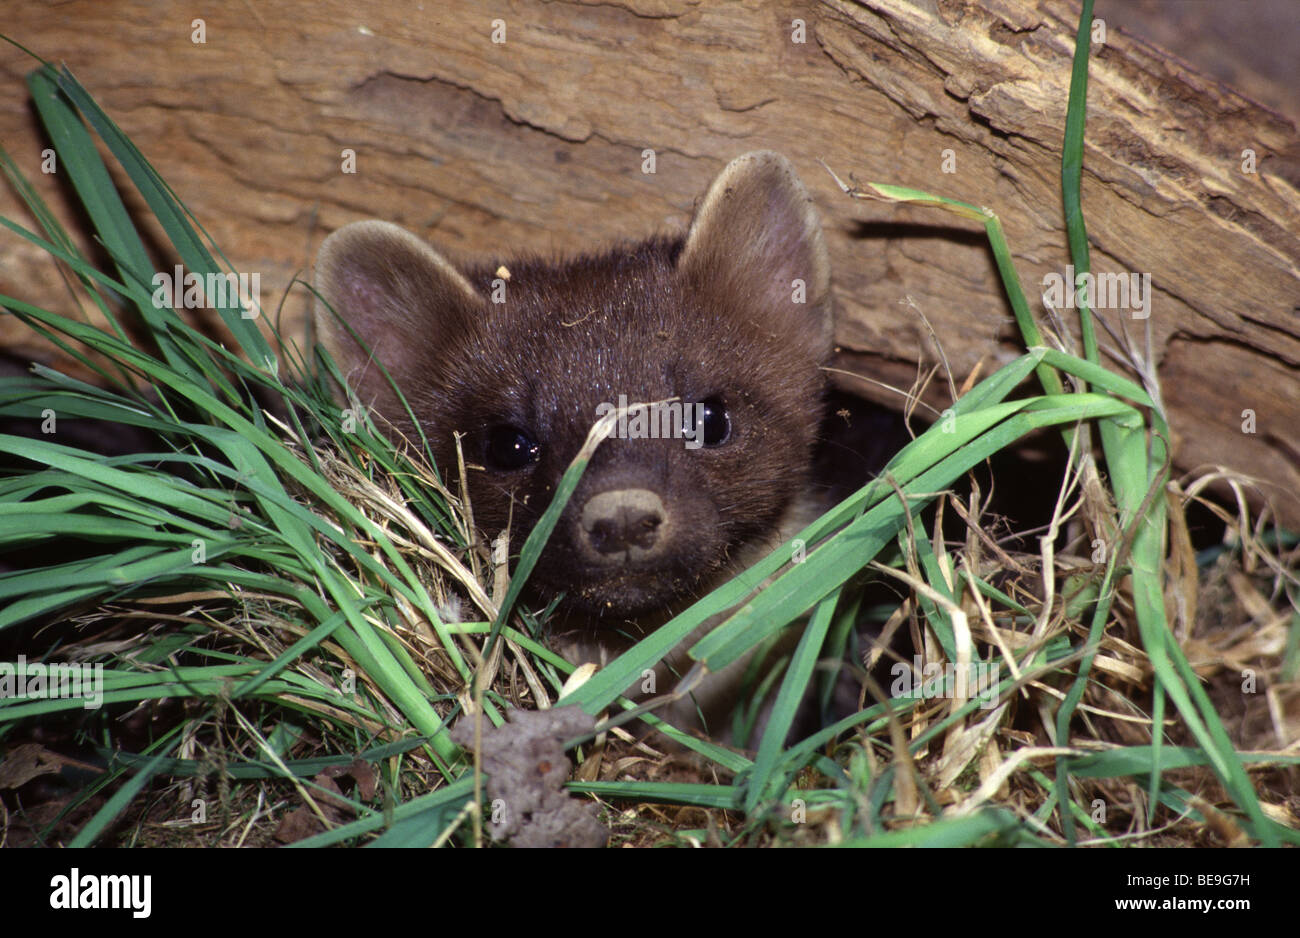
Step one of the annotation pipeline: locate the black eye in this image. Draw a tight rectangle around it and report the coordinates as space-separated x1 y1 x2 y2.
693 395 731 447
485 425 541 470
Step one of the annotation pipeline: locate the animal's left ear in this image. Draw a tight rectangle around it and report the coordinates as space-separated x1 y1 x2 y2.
677 151 832 357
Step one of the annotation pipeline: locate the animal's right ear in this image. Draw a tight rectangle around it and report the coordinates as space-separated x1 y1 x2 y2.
313 220 483 420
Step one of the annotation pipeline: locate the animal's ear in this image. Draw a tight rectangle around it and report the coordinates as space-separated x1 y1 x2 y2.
313 220 483 426
677 151 832 358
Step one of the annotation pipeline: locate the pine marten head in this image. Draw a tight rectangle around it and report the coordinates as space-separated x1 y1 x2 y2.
314 151 832 626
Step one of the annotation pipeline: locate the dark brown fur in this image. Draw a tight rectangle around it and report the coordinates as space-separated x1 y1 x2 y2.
314 151 831 668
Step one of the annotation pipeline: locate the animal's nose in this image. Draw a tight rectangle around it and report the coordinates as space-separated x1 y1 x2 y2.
578 489 666 562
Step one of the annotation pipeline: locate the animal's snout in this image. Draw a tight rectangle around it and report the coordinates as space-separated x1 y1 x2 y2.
578 489 666 563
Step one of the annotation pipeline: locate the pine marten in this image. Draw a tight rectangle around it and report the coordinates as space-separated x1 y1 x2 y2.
314 151 885 738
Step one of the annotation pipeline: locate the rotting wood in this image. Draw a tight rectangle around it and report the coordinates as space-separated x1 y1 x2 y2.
1 0 1296 526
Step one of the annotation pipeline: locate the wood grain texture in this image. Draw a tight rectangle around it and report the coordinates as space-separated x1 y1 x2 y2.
2 0 1297 525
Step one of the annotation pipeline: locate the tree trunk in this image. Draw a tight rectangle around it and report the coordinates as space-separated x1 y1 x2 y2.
2 0 1297 526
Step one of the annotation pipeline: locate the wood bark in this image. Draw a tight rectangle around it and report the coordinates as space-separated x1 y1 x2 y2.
2 0 1297 526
